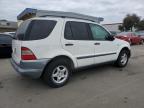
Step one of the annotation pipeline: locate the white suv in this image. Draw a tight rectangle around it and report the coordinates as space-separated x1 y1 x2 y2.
11 13 131 88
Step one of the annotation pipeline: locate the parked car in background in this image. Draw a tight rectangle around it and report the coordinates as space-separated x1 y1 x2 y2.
110 31 120 36
135 31 144 41
5 32 15 37
116 32 143 45
0 33 13 57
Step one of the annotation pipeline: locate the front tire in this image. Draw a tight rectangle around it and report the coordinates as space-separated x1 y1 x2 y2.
42 58 72 88
115 50 129 67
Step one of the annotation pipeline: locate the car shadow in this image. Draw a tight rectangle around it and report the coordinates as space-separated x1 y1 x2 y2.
12 63 116 89
0 55 11 58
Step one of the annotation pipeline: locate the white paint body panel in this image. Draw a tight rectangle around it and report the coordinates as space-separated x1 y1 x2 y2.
12 17 130 69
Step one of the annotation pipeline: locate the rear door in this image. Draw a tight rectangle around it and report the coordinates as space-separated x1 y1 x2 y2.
62 20 95 67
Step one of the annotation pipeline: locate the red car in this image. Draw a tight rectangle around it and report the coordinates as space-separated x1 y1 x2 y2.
136 31 144 42
116 32 143 45
140 36 144 42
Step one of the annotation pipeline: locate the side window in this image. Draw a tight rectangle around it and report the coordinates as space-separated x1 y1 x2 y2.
25 20 57 40
89 24 110 40
64 21 90 40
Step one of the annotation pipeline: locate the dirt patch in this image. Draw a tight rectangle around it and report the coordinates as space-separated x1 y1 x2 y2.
27 98 32 103
80 76 87 80
0 81 4 88
131 55 144 59
127 72 137 76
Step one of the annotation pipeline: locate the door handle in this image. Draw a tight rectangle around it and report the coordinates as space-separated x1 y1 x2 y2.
65 43 74 46
94 43 100 45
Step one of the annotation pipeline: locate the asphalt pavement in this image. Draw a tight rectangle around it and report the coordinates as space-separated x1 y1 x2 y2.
0 45 144 108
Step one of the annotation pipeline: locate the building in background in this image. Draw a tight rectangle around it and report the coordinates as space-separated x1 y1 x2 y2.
0 20 17 32
103 23 122 32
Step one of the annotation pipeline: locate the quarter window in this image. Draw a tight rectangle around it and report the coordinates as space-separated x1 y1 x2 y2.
26 20 57 40
16 20 57 40
89 24 110 40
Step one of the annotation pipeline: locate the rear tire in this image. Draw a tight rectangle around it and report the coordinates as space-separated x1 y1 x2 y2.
129 40 132 45
42 58 72 88
115 50 129 67
140 40 144 45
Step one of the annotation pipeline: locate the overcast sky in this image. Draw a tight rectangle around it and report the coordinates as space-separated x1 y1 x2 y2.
0 0 144 24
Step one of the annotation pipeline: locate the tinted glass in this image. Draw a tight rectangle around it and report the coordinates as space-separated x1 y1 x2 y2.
65 21 90 40
136 31 144 36
25 20 57 40
118 32 133 36
9 33 15 37
0 34 12 44
89 24 109 40
64 22 73 40
15 20 30 40
16 20 56 40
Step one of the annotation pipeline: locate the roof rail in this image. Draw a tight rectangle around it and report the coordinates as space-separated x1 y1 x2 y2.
17 8 104 23
36 10 104 23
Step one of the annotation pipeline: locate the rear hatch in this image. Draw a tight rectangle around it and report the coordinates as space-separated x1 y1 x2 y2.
12 40 22 64
12 19 57 64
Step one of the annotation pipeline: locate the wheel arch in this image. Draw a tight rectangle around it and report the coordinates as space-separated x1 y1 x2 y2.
119 47 131 58
41 55 76 78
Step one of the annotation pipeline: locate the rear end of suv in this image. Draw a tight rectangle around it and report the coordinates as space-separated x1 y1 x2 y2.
11 16 131 88
11 18 58 78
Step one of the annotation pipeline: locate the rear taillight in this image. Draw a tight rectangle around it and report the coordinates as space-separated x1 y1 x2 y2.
21 47 37 60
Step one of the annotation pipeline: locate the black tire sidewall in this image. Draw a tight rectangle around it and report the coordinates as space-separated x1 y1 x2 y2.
117 50 129 67
43 59 72 88
141 40 144 45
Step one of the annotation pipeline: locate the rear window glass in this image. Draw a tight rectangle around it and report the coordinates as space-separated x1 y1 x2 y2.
16 20 57 40
15 20 30 40
0 34 12 44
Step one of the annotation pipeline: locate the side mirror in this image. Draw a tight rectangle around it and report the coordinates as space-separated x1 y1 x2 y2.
107 35 115 41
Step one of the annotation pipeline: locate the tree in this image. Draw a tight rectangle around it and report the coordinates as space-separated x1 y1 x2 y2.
123 14 133 31
136 20 144 30
131 14 140 27
118 25 124 32
122 14 140 31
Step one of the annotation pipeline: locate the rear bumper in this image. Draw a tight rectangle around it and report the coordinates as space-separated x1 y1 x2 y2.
10 58 50 79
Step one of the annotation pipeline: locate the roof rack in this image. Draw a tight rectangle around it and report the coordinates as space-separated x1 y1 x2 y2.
36 10 103 23
17 8 104 23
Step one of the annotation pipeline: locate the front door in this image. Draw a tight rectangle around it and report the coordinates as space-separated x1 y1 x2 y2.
89 23 118 64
